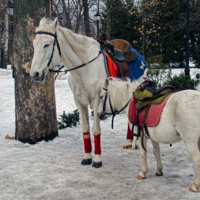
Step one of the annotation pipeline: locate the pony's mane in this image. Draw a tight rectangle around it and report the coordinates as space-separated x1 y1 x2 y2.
36 18 99 62
107 77 142 107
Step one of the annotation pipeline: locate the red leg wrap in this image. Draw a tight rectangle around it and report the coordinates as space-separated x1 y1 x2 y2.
94 134 101 155
127 123 134 140
83 132 92 153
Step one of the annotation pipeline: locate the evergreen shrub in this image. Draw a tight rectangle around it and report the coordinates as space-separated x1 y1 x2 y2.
163 73 200 92
58 109 80 130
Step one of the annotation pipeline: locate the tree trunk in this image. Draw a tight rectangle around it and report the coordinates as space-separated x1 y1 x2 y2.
13 0 58 144
106 0 112 40
82 0 91 36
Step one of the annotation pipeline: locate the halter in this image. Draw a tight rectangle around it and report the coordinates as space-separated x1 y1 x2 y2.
101 88 131 129
36 31 61 67
35 31 103 74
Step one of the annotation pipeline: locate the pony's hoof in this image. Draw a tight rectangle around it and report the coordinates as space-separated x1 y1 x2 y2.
137 174 145 179
189 185 199 192
81 159 92 165
123 144 132 149
135 145 139 150
155 171 163 176
92 161 102 168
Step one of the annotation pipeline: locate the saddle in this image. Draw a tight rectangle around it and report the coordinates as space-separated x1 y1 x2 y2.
132 80 174 140
98 34 137 78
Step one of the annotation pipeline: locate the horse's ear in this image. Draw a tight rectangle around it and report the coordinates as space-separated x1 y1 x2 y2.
39 17 46 26
51 18 58 29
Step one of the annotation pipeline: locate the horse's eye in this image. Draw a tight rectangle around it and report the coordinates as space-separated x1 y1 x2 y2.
100 96 103 99
44 44 50 48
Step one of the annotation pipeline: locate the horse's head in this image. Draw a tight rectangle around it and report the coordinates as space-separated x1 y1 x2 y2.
30 17 61 82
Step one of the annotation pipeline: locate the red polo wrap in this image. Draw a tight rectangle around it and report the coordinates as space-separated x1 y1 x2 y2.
83 132 92 153
94 134 101 155
127 123 133 140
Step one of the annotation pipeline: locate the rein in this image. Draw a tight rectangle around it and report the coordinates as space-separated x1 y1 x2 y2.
101 88 131 129
35 31 103 75
49 50 103 74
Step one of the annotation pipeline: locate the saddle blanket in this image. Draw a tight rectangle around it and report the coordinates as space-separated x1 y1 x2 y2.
103 48 147 80
128 48 147 81
128 93 174 127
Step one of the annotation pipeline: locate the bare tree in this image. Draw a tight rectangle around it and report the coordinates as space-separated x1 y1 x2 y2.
52 0 98 36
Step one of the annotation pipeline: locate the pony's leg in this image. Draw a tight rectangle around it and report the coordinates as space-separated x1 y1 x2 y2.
92 99 102 168
123 123 133 149
137 136 148 179
151 139 164 176
74 98 92 165
183 140 200 192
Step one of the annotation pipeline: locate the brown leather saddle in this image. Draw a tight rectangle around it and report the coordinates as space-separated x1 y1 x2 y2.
98 34 137 78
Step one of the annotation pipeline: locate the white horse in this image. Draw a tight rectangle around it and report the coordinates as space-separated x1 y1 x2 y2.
97 76 200 192
30 17 109 167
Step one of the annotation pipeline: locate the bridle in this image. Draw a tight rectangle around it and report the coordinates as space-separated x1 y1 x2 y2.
101 88 131 129
36 31 61 67
35 31 103 74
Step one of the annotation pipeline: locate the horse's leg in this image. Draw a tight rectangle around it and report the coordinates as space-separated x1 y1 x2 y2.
74 98 92 165
137 136 148 179
92 98 102 168
151 139 163 176
183 139 200 192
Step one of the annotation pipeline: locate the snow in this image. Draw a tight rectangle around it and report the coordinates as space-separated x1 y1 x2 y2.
0 68 200 199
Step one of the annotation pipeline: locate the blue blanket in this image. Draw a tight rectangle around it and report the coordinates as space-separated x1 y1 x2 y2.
128 48 147 81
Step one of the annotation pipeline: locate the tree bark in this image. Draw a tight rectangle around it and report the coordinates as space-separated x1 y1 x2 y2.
82 0 91 36
106 0 112 40
13 0 58 144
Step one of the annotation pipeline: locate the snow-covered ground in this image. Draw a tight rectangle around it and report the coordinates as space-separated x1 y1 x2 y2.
0 68 200 200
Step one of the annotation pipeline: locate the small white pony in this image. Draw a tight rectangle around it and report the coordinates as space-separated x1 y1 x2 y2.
97 76 200 192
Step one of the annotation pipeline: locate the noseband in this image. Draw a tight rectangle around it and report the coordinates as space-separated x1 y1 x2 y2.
36 31 61 67
101 88 131 129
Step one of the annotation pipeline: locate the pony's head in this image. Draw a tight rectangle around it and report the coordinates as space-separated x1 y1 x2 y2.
97 78 133 120
30 17 60 82
97 75 147 120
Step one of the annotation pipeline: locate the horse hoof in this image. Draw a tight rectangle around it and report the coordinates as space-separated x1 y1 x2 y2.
135 145 139 150
92 161 102 168
189 186 199 192
123 144 132 149
81 159 92 165
137 175 145 179
155 171 163 176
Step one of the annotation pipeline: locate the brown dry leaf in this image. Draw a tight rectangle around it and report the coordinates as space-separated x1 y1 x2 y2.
5 135 15 140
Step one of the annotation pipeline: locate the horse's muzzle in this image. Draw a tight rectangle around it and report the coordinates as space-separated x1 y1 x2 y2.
31 71 45 82
97 112 107 120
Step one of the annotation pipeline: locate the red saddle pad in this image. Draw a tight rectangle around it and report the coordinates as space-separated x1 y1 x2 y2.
128 93 174 127
105 52 118 77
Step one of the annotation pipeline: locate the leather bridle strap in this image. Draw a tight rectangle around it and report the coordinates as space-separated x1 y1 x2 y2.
101 91 131 129
36 31 61 67
49 50 103 74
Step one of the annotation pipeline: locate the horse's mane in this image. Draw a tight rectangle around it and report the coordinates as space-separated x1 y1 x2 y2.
107 77 143 107
36 18 98 63
59 26 98 62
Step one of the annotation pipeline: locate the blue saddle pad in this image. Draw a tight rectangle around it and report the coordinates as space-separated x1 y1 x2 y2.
128 48 147 81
